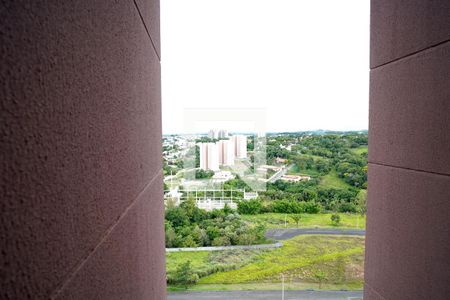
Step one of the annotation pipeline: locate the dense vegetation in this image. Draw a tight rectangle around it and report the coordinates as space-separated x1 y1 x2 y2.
165 132 368 238
236 132 368 214
195 169 214 179
165 199 266 248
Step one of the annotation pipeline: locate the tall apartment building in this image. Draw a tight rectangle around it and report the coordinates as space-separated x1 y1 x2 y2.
218 129 228 139
217 139 235 166
207 129 217 139
207 129 228 139
199 142 219 171
231 135 247 159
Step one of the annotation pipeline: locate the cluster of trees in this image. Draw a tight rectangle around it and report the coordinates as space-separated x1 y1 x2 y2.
163 158 184 176
226 174 365 214
268 133 368 186
165 199 266 248
237 199 321 215
335 153 368 188
265 180 361 213
257 132 368 213
195 169 214 179
291 156 331 175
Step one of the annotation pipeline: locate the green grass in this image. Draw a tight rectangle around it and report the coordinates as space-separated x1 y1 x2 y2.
319 169 351 189
166 251 209 277
197 235 364 290
166 250 265 285
287 164 321 177
350 146 368 155
241 213 366 229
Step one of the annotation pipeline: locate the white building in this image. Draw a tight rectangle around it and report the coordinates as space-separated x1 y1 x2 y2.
207 129 217 139
196 199 237 211
231 135 247 159
217 139 235 166
218 129 228 139
199 142 219 171
207 129 228 139
243 191 258 200
164 188 183 206
212 171 235 183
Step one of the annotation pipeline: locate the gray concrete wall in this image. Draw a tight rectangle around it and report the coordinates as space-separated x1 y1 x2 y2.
365 1 450 299
0 1 165 299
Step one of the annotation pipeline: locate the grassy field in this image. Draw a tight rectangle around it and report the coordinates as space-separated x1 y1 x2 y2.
166 251 209 277
167 249 265 288
167 235 364 291
196 235 364 290
350 146 368 155
241 213 366 229
319 169 351 189
287 164 321 177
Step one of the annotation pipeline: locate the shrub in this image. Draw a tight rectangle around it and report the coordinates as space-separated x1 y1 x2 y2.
173 260 199 288
237 199 262 215
291 214 301 227
331 213 341 226
304 201 322 213
211 236 231 246
181 235 198 248
272 200 302 213
338 202 357 213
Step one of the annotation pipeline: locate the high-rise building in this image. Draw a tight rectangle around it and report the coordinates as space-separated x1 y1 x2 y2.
218 129 228 139
199 142 219 171
199 143 208 170
207 129 228 139
231 135 247 159
207 129 217 139
217 139 235 166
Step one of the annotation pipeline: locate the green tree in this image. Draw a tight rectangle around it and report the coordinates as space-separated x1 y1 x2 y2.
174 260 199 289
331 213 341 226
237 233 257 245
357 191 367 215
211 236 231 246
314 271 326 289
222 203 233 215
291 214 302 227
237 199 262 215
165 207 189 228
165 222 176 247
181 235 198 248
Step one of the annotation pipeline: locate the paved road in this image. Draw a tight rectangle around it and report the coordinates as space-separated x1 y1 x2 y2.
265 228 365 241
267 164 294 183
168 290 363 300
167 242 282 252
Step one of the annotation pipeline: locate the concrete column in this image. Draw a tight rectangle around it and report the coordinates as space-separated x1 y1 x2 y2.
365 1 450 299
0 1 165 299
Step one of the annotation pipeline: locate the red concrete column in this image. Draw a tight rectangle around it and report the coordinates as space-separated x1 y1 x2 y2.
0 1 165 299
366 1 450 299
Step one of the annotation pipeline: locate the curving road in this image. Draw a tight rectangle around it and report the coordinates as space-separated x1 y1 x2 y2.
168 290 363 300
265 228 365 241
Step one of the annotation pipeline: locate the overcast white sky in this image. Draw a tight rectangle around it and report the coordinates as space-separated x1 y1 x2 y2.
161 0 370 134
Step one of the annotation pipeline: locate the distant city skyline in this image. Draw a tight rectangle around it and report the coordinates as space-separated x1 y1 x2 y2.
163 128 368 136
161 0 370 134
